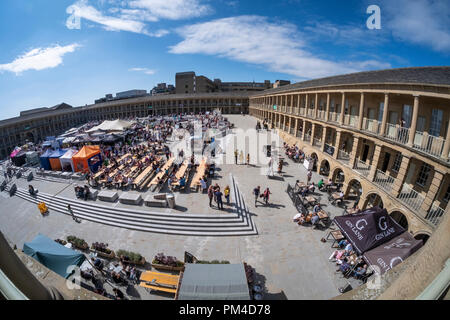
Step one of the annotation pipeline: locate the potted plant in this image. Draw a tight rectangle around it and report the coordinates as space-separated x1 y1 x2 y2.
91 242 115 259
54 239 67 246
152 253 185 271
116 249 146 266
66 235 88 250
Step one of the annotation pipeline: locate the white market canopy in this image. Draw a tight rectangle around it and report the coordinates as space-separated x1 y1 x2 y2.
59 148 78 172
86 119 133 133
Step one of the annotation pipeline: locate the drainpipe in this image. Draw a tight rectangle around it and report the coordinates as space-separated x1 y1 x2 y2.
0 231 64 300
416 259 450 300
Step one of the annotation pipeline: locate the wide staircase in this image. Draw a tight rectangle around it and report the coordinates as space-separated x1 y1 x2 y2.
4 174 258 237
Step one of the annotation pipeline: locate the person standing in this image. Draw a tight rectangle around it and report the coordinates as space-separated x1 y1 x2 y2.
307 170 312 184
234 149 238 165
246 153 250 165
267 157 274 176
207 185 214 207
263 187 271 205
224 185 230 205
215 189 224 210
253 186 261 207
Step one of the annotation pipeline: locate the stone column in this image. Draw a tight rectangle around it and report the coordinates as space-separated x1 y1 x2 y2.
310 123 316 145
322 126 327 147
339 92 345 125
350 136 360 168
420 170 445 214
325 93 330 122
302 122 308 140
440 120 450 160
314 93 319 118
294 117 299 137
358 92 365 130
407 95 420 147
368 144 383 181
380 93 389 136
305 94 309 115
333 130 342 159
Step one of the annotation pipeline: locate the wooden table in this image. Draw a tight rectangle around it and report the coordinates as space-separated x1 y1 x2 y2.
149 157 175 186
327 230 345 248
295 182 306 191
171 160 188 186
139 271 180 295
190 158 207 189
304 196 317 205
345 208 360 215
317 210 329 220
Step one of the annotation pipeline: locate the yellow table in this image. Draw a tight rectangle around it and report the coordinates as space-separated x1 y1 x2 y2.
139 271 180 295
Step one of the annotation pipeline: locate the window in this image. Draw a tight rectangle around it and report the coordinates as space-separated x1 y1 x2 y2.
392 153 402 173
443 185 450 203
416 163 432 187
429 109 443 137
402 105 412 128
378 102 384 122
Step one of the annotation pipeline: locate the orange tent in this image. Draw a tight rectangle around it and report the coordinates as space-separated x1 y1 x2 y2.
72 145 102 173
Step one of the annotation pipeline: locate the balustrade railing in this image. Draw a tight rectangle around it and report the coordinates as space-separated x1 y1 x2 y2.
353 159 371 174
373 169 396 193
425 203 447 227
328 112 339 123
385 123 410 144
397 184 425 212
364 118 381 134
413 131 446 158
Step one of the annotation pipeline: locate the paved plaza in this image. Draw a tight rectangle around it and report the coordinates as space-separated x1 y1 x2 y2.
0 115 359 300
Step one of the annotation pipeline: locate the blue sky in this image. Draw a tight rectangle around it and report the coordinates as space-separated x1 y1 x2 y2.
0 0 449 120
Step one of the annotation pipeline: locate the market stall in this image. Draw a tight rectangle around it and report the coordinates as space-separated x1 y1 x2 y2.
72 145 102 173
39 149 53 170
59 149 78 172
49 149 67 171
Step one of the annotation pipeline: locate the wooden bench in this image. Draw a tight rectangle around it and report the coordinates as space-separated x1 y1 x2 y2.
139 271 180 295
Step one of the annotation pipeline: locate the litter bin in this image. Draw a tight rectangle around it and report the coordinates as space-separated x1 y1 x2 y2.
166 193 176 209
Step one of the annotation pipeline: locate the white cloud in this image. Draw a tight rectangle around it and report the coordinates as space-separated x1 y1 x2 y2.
67 0 149 34
0 44 81 75
128 0 213 20
382 0 450 53
129 67 156 74
66 0 212 36
170 16 390 79
66 0 170 37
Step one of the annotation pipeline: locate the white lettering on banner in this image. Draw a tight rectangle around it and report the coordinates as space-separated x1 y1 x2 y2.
390 256 403 268
374 227 395 241
378 216 387 231
356 219 368 230
346 220 365 241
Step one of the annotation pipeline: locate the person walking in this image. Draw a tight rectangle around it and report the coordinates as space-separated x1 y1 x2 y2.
253 186 261 207
267 157 274 176
68 204 80 223
307 170 312 184
262 187 271 205
207 185 214 207
224 185 230 205
239 150 244 165
246 153 250 165
234 149 238 165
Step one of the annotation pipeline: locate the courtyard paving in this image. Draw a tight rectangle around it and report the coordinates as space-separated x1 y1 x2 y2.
0 115 357 300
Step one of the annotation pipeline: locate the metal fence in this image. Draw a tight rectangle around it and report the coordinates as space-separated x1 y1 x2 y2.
413 131 446 158
373 169 396 193
397 184 425 212
425 203 447 227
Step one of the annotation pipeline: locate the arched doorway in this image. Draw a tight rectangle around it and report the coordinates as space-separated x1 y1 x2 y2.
310 153 318 172
364 193 384 209
332 168 345 186
346 179 362 206
390 211 409 230
319 159 330 176
414 233 430 244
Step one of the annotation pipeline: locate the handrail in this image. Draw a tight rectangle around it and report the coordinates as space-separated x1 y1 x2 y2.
416 259 450 300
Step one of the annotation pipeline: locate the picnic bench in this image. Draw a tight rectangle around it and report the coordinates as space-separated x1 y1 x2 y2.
189 158 207 192
148 157 175 190
139 271 180 295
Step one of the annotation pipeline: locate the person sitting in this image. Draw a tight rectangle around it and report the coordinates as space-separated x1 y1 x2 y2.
300 187 308 198
329 249 346 264
28 185 36 196
91 257 104 271
308 183 316 193
313 203 322 213
113 288 124 300
311 213 320 227
338 239 348 249
317 179 324 190
179 177 186 188
293 213 302 223
298 213 312 225
353 264 368 279
83 186 90 200
338 260 352 274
